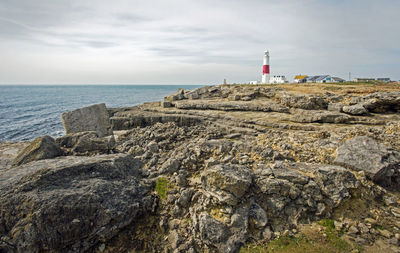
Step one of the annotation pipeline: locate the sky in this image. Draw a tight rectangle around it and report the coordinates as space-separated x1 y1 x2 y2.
0 0 399 84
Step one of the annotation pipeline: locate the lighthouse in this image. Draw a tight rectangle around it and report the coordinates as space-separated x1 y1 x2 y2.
262 50 270 84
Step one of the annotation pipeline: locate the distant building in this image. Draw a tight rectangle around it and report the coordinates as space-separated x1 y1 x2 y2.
332 77 345 83
377 78 391 82
294 75 308 83
354 78 375 82
303 75 344 83
270 75 287 84
305 76 320 83
315 75 333 83
249 81 258 84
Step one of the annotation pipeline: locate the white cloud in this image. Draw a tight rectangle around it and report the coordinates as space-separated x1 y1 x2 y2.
0 0 399 84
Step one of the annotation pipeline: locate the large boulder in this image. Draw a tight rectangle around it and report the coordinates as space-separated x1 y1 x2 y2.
201 164 253 205
334 136 400 187
0 154 154 252
12 136 62 166
61 103 113 137
352 92 400 113
56 131 115 155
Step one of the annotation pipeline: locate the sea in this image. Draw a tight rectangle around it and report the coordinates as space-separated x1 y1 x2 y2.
0 85 203 142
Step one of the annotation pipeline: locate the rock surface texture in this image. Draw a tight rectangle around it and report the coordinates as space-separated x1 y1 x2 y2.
1 154 155 252
12 135 61 166
61 103 113 137
334 136 400 187
1 82 400 252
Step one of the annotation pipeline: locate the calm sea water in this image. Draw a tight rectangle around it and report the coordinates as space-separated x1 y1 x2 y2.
0 85 203 141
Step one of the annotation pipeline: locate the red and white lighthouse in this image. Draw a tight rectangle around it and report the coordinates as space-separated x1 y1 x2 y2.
262 50 270 84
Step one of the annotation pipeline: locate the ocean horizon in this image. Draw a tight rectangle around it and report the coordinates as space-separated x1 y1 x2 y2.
0 84 204 141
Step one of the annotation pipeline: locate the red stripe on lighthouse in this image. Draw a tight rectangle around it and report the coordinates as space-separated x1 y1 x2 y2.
263 65 269 74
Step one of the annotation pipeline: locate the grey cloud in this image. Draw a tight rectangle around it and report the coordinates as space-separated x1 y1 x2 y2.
0 0 399 84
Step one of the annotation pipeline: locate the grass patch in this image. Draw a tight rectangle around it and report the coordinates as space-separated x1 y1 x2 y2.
240 223 355 253
319 219 335 231
154 177 174 200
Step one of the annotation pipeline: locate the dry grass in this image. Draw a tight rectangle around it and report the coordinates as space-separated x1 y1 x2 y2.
276 82 400 96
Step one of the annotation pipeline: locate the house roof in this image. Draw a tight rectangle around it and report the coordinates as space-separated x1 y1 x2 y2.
294 75 308 79
332 77 345 82
315 75 330 81
306 75 320 81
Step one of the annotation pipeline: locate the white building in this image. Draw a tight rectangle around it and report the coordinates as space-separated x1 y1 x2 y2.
270 75 287 84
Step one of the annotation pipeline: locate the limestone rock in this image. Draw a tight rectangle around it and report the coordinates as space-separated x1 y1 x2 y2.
359 92 400 113
342 104 368 115
1 154 152 252
334 136 400 187
12 135 62 166
61 103 112 137
279 94 328 110
161 101 173 108
56 131 115 154
327 103 343 112
174 100 289 113
199 214 230 247
291 109 352 123
201 164 253 205
249 202 268 229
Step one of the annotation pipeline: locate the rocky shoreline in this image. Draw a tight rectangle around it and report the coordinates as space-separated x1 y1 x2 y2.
1 82 400 252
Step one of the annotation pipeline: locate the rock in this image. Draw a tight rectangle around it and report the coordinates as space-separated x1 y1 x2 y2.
147 141 159 153
110 110 203 130
1 154 153 252
61 103 113 137
199 214 230 247
174 100 289 113
12 135 62 166
161 101 173 108
262 227 273 240
201 164 253 205
348 226 359 235
249 202 268 229
291 109 352 124
160 158 181 174
279 94 328 110
364 218 377 225
327 103 343 112
359 92 400 113
358 223 369 234
379 229 392 238
56 131 115 154
342 104 368 115
168 230 182 249
177 189 193 207
334 136 400 187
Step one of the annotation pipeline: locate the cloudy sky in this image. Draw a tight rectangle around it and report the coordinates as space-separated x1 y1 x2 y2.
0 0 399 84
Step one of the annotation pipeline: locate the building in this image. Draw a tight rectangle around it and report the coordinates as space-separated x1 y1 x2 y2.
315 75 333 83
305 76 320 83
377 78 391 82
332 77 345 83
261 51 270 84
354 78 375 82
294 75 308 83
270 75 287 84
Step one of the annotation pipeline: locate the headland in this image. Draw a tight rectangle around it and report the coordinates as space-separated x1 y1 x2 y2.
1 82 400 252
